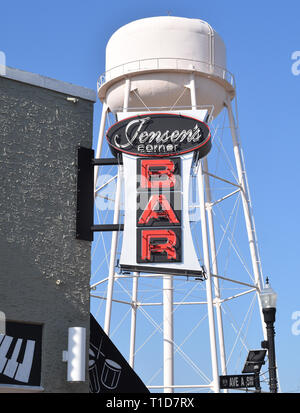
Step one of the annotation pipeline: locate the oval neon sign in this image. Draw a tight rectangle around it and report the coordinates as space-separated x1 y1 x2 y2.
106 113 211 158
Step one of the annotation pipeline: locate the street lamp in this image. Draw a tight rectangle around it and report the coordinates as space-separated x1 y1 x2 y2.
260 277 278 393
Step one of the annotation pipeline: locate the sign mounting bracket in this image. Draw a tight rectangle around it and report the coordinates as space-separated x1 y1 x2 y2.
76 146 123 241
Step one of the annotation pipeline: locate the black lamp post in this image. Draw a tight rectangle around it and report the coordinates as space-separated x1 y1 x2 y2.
260 278 278 393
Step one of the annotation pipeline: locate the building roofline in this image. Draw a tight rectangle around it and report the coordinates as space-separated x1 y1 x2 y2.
0 66 97 102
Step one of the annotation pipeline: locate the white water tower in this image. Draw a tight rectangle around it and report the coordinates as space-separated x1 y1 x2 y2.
98 16 234 117
91 16 268 393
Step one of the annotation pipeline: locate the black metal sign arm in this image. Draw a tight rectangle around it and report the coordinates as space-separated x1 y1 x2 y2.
76 146 123 241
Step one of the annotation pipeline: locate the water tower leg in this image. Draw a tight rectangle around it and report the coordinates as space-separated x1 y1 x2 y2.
189 73 197 110
203 157 228 386
104 79 131 335
129 271 139 368
197 161 220 393
123 78 131 112
94 102 108 194
163 274 174 393
103 166 123 335
225 96 266 336
189 72 220 392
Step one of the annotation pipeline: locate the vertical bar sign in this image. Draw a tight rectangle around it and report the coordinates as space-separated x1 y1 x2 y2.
136 158 182 264
107 112 212 275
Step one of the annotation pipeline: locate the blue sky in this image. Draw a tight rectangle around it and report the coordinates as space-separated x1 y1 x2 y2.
1 0 300 392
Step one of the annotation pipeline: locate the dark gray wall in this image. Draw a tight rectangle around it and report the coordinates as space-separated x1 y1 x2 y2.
0 74 95 392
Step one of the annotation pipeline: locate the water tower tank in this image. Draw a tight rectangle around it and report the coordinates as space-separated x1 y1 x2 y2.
98 16 235 117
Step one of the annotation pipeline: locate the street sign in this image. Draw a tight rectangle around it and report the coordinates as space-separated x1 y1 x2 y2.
219 374 256 389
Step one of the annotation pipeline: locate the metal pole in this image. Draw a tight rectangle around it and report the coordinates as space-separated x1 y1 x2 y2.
123 78 131 112
129 272 139 368
94 102 108 194
197 161 220 393
225 96 266 334
203 157 228 382
254 370 261 393
190 75 219 392
189 73 197 110
163 274 174 393
103 166 123 335
263 308 278 393
104 79 130 335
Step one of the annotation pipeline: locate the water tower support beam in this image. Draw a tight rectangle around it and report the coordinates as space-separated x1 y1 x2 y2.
188 74 220 392
225 96 266 336
94 102 108 194
103 165 123 335
203 156 228 381
197 161 220 393
163 274 174 393
123 78 131 112
104 80 131 335
129 272 139 368
189 73 197 110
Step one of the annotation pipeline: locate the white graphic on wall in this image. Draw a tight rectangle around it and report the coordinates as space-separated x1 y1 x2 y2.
89 340 122 393
0 334 36 383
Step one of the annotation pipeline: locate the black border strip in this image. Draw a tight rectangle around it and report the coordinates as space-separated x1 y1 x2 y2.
120 264 205 278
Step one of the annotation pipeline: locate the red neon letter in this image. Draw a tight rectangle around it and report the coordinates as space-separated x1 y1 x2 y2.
138 194 179 225
140 159 176 189
141 229 177 261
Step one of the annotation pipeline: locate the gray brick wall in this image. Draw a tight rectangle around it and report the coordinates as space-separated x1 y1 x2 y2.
0 74 95 392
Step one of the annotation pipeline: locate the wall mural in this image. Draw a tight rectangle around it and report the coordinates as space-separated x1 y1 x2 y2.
0 321 42 387
89 314 149 393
